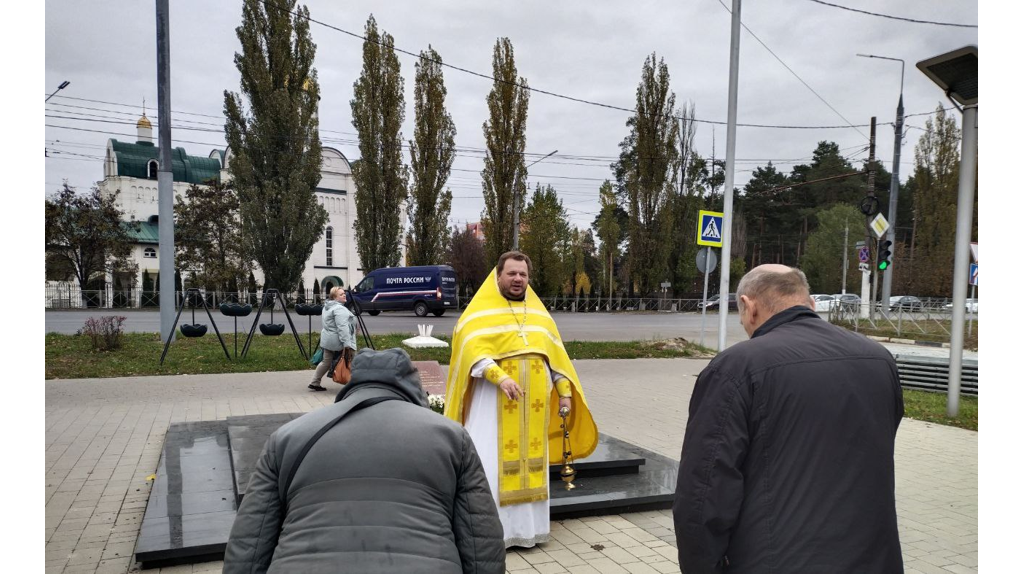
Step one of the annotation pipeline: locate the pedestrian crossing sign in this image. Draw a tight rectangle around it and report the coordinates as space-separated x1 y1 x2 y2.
697 210 725 247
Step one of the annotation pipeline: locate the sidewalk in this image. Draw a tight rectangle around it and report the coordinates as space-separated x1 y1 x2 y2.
45 359 977 573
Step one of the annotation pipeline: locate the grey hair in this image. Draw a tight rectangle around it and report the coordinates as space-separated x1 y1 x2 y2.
736 265 812 314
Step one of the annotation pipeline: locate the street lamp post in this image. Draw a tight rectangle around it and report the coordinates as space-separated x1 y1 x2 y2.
45 80 70 102
857 54 904 309
916 46 978 418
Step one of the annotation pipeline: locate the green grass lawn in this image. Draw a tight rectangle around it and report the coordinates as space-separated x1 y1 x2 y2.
45 332 710 380
902 388 978 431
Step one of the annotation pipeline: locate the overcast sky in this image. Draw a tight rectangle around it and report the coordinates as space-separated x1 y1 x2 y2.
44 0 977 230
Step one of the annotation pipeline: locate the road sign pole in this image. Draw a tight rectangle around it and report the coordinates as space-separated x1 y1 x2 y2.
968 283 976 337
699 249 711 347
860 267 871 319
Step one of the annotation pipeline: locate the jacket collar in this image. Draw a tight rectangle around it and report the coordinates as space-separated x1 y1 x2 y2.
751 305 820 339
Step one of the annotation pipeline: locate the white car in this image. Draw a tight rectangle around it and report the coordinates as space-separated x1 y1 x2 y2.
811 294 835 312
944 298 978 313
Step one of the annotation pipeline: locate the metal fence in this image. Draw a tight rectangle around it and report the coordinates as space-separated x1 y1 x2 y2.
824 301 977 339
44 287 323 310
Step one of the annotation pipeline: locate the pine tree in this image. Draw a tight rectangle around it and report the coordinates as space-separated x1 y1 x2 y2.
481 38 529 264
407 46 455 266
223 0 328 293
520 184 570 297
351 15 408 271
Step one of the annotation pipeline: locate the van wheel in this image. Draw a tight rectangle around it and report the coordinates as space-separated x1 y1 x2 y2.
432 309 445 317
368 310 380 316
414 302 429 317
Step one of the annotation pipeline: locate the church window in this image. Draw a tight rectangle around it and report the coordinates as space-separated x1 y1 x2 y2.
144 247 157 258
147 160 158 179
325 226 333 267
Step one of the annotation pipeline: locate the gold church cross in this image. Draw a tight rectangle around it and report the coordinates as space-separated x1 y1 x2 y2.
504 401 518 414
505 439 518 454
532 399 544 413
530 438 542 451
531 362 543 374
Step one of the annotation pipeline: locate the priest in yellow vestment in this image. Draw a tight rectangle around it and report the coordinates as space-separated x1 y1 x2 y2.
445 251 598 548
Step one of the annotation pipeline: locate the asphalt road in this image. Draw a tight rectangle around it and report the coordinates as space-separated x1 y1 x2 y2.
45 308 751 346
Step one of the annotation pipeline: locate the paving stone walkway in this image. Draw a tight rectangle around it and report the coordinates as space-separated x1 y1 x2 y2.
45 358 977 573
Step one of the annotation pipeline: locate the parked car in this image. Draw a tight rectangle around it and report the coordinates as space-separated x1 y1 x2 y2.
811 294 835 312
889 295 924 311
830 294 861 312
349 265 458 317
701 293 738 311
944 298 978 313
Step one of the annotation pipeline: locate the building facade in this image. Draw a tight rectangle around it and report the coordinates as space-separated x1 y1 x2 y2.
93 112 374 302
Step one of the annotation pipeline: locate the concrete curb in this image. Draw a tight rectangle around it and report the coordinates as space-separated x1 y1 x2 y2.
866 335 950 348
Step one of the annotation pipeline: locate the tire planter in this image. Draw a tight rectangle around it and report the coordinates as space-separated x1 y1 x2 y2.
180 324 208 338
219 303 253 317
259 324 285 336
295 304 323 316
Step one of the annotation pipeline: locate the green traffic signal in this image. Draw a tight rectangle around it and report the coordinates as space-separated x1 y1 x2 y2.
877 240 893 271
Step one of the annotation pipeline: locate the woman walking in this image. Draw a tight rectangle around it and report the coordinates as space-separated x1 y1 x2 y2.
309 287 357 391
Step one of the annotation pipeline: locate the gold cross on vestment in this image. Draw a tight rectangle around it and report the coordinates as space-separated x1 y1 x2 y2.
531 361 543 374
505 439 518 454
519 330 529 345
531 438 542 451
504 401 518 414
532 399 544 413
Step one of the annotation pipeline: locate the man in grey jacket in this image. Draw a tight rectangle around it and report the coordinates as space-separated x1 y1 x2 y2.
224 348 506 573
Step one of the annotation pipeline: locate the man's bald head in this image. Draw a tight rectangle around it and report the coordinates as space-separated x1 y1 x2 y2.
736 264 812 316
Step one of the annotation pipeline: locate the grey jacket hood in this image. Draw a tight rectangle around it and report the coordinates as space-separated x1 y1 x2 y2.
335 347 429 408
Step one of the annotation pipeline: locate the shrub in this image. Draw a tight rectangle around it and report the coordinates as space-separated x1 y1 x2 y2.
79 316 128 351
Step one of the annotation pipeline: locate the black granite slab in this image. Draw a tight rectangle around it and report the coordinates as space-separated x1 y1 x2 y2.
550 437 678 519
135 421 236 569
227 413 303 504
137 414 678 568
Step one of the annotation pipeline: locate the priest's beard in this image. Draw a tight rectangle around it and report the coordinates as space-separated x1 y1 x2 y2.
499 284 526 302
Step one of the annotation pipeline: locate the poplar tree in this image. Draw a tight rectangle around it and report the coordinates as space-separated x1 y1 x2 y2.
223 0 327 292
351 15 408 270
616 53 680 294
481 37 529 264
407 46 455 266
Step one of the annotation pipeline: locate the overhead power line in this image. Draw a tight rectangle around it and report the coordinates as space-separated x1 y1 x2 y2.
807 0 978 28
255 0 876 133
715 0 867 140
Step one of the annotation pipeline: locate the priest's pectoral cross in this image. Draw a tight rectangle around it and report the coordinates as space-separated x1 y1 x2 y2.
519 330 529 345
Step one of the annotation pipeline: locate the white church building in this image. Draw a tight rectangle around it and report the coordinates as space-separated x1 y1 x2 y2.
90 112 376 303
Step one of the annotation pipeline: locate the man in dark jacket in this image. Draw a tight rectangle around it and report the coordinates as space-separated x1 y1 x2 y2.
673 264 904 573
223 348 506 574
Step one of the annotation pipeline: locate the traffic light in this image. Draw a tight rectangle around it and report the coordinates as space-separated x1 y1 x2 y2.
878 240 893 271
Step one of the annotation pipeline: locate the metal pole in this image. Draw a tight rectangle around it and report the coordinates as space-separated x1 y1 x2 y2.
156 0 175 344
512 186 520 251
841 219 848 294
947 105 977 417
968 283 976 337
700 249 711 347
855 54 905 309
717 0 742 351
865 118 877 319
882 93 904 306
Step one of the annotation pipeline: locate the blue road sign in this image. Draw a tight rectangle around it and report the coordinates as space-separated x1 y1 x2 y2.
858 246 870 263
697 210 724 247
969 263 978 286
